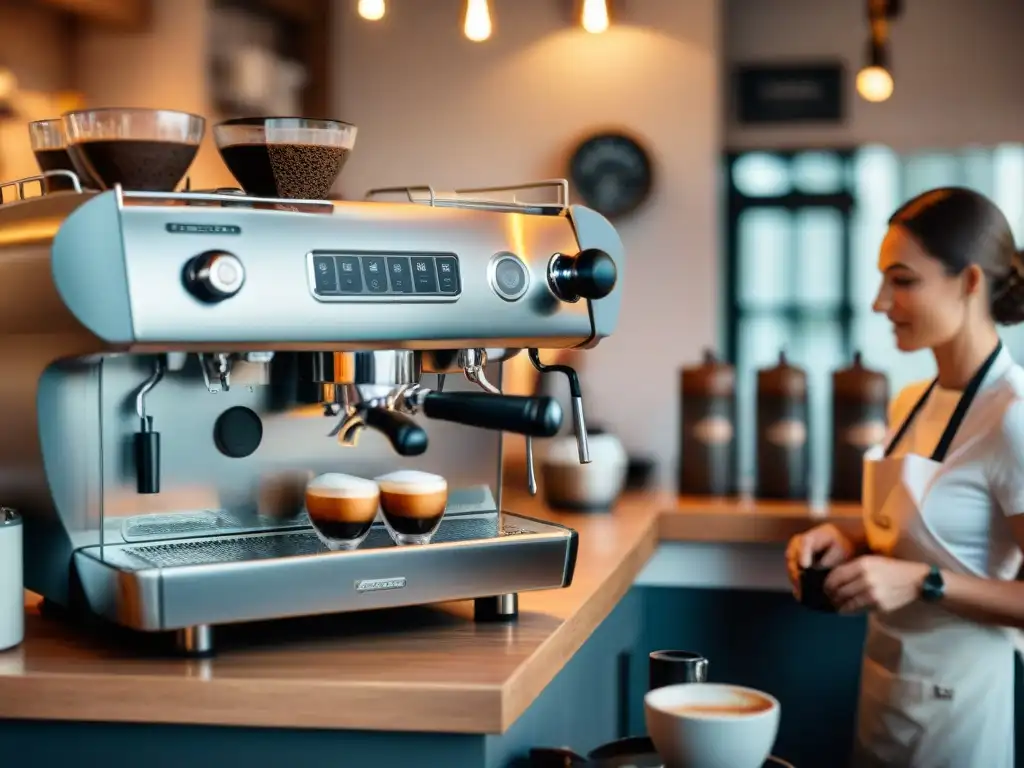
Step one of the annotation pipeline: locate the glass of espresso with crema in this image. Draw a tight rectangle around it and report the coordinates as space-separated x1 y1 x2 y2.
304 473 380 550
375 470 448 545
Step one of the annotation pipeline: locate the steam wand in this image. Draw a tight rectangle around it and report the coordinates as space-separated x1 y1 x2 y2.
134 356 165 494
525 349 590 497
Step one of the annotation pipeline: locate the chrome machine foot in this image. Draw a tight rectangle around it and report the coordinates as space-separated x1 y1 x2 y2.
474 593 519 622
176 624 214 656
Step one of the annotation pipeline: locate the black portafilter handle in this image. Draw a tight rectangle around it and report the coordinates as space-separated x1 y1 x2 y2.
362 408 429 457
549 248 618 302
420 391 563 437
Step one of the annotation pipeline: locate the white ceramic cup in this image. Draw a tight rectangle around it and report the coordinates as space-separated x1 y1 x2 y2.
0 508 23 652
644 682 780 768
541 431 628 511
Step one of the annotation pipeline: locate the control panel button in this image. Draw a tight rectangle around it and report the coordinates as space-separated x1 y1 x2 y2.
184 250 246 303
435 256 460 294
362 256 388 293
490 253 530 301
386 257 414 293
336 256 363 293
312 256 339 293
411 256 439 293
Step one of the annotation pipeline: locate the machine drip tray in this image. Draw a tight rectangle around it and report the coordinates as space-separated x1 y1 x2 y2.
73 512 578 632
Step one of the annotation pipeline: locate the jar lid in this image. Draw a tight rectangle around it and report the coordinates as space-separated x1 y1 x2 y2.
0 508 20 527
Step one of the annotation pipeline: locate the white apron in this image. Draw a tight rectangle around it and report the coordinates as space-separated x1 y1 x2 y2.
852 342 1016 768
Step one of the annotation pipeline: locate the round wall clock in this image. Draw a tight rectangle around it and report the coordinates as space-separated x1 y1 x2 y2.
568 132 653 220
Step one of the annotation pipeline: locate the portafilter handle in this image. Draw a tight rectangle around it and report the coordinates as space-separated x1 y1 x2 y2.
413 390 563 437
330 405 429 457
363 408 429 457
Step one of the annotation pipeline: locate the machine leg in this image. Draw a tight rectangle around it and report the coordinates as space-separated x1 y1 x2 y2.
474 593 519 622
176 624 214 656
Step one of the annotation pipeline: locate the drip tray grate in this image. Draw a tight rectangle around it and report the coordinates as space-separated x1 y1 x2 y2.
117 515 535 570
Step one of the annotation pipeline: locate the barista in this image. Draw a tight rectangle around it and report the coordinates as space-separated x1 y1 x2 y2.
785 187 1024 767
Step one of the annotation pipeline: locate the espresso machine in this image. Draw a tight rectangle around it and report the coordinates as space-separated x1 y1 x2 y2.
0 169 623 654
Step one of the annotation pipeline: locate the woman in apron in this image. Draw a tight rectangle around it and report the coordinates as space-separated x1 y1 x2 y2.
786 187 1024 767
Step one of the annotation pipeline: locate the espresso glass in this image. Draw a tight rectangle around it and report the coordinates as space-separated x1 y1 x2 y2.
304 473 380 551
213 116 357 200
28 118 79 193
649 650 709 692
62 108 205 192
375 470 448 546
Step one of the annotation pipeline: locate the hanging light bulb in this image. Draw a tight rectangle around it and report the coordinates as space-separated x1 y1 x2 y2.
856 66 893 102
357 0 385 21
856 39 894 102
581 0 609 34
464 0 492 42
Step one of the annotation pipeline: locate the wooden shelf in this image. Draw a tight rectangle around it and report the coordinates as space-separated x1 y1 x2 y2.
29 0 151 30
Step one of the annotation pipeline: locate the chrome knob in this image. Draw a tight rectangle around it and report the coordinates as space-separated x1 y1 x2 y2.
184 251 245 303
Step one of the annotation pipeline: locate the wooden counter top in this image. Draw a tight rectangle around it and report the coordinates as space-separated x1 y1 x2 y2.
0 493 864 733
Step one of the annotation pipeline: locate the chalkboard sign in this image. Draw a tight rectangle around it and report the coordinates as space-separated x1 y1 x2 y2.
734 63 845 125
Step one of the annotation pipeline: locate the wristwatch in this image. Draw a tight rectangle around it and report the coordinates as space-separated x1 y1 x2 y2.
921 565 945 602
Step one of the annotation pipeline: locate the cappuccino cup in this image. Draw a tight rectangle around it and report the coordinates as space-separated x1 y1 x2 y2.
375 470 448 545
645 683 780 768
305 473 380 550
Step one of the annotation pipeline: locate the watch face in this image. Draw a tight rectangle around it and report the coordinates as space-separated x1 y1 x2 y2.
922 565 945 601
569 133 652 220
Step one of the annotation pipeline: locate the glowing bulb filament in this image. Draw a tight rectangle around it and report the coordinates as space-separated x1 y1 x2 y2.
582 0 609 34
358 0 385 21
464 0 492 42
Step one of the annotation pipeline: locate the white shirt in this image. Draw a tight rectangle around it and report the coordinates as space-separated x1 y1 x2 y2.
886 349 1024 581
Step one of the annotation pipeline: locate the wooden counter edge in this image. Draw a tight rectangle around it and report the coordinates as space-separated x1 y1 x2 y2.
499 514 660 730
6 493 862 734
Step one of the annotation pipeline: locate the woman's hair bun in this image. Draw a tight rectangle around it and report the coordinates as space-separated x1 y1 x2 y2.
991 249 1024 325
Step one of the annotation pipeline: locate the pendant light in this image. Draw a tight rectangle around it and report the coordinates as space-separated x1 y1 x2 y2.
357 0 385 21
856 0 898 103
856 39 894 102
581 0 609 34
464 0 492 42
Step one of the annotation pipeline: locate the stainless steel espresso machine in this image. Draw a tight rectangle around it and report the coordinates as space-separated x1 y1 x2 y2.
0 172 624 654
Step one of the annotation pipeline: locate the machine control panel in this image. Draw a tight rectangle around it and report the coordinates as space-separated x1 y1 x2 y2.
308 251 461 301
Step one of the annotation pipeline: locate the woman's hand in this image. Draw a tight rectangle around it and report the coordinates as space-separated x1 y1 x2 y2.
785 523 858 595
824 556 930 614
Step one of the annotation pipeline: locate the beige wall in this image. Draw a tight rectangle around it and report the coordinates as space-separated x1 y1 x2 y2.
0 2 71 181
333 0 722 487
726 0 1024 151
73 0 234 188
0 2 69 92
0 0 232 189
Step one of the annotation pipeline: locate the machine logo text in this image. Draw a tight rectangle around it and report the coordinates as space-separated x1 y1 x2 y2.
166 223 242 235
355 577 407 593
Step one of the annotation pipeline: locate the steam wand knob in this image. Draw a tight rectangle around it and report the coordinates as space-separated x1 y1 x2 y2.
547 248 617 302
525 349 591 497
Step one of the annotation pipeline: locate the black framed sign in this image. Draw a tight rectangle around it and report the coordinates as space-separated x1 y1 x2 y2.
733 63 845 125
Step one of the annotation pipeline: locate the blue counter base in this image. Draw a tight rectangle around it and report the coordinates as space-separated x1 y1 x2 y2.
4 586 1024 768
